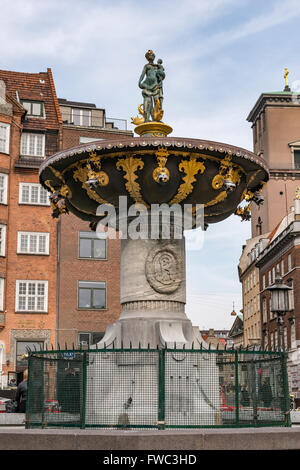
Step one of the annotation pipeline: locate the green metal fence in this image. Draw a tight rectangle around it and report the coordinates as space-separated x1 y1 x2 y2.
26 347 291 429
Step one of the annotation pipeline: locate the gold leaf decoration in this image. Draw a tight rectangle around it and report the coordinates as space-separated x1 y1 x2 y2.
116 156 149 207
73 164 108 205
170 156 205 205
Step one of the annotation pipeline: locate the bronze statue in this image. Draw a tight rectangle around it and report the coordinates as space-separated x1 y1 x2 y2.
132 50 165 124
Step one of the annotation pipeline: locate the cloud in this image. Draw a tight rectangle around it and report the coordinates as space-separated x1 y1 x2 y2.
1 0 299 331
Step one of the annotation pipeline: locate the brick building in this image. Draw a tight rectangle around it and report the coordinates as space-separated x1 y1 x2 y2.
238 234 270 347
255 202 300 398
0 69 61 385
56 98 132 348
0 69 132 386
239 77 300 398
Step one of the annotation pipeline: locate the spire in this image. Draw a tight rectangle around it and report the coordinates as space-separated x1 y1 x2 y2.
230 301 237 316
284 68 291 92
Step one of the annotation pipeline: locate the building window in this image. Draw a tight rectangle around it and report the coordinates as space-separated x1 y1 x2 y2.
287 279 294 310
21 100 44 117
268 271 272 285
78 331 104 347
272 267 275 283
78 231 107 259
0 122 10 154
270 332 274 350
17 232 49 255
0 173 8 204
79 136 105 144
262 297 267 323
294 150 300 169
21 133 45 157
0 278 4 311
291 322 296 348
281 259 285 275
288 254 292 271
78 281 106 309
16 280 48 312
274 330 278 350
19 183 49 205
72 108 91 126
0 224 6 256
283 327 287 350
263 275 266 290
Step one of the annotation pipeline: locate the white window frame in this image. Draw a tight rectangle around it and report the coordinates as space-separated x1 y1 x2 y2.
19 182 50 206
0 123 10 154
72 108 91 126
0 173 8 204
20 132 45 157
0 224 6 256
288 254 292 272
21 100 45 118
15 280 48 313
281 259 285 275
79 136 105 144
0 278 4 311
17 232 50 255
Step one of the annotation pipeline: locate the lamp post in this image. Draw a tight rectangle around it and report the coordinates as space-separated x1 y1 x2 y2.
267 271 292 350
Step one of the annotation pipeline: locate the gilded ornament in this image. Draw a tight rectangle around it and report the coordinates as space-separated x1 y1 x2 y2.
48 165 65 183
59 184 72 198
212 155 241 191
44 180 56 193
170 156 205 205
235 204 251 221
116 156 149 207
153 147 170 183
295 186 300 200
73 163 108 205
131 104 145 125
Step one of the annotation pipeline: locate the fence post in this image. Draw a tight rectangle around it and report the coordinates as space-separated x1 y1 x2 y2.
234 350 239 426
81 351 87 429
282 351 291 427
158 348 165 430
25 354 32 429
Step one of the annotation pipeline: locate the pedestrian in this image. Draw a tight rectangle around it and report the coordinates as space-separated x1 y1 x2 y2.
240 385 250 407
261 377 273 408
15 369 28 413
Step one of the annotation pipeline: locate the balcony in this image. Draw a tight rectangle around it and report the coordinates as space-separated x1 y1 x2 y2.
14 155 46 169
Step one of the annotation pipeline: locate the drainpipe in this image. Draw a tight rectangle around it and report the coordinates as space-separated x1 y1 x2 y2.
56 216 61 348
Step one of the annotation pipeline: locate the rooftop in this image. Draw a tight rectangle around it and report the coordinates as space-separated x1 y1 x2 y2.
0 68 61 129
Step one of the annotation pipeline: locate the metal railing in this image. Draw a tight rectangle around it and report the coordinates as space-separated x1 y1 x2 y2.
25 346 291 429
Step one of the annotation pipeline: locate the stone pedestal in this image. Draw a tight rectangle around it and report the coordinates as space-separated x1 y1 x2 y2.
97 234 202 349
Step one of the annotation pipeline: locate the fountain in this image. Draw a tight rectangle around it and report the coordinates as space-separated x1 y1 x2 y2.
39 51 269 427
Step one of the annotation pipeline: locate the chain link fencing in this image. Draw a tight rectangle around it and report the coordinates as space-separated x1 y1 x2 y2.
25 347 290 429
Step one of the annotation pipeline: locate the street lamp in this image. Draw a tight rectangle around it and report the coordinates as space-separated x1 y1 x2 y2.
267 271 292 350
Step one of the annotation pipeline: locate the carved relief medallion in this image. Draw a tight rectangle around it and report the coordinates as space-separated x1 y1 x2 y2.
145 247 181 294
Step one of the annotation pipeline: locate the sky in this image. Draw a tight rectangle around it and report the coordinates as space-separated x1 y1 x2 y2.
2 0 300 330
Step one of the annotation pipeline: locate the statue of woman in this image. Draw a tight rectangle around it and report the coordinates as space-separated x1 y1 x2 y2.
138 50 165 122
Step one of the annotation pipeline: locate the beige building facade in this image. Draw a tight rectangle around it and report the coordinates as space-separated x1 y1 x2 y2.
238 234 269 347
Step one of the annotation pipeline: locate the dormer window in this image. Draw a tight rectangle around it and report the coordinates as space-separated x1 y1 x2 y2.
72 108 91 126
21 100 45 118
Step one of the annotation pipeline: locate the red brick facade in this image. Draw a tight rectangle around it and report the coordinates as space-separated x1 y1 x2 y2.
0 69 60 383
0 69 132 385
